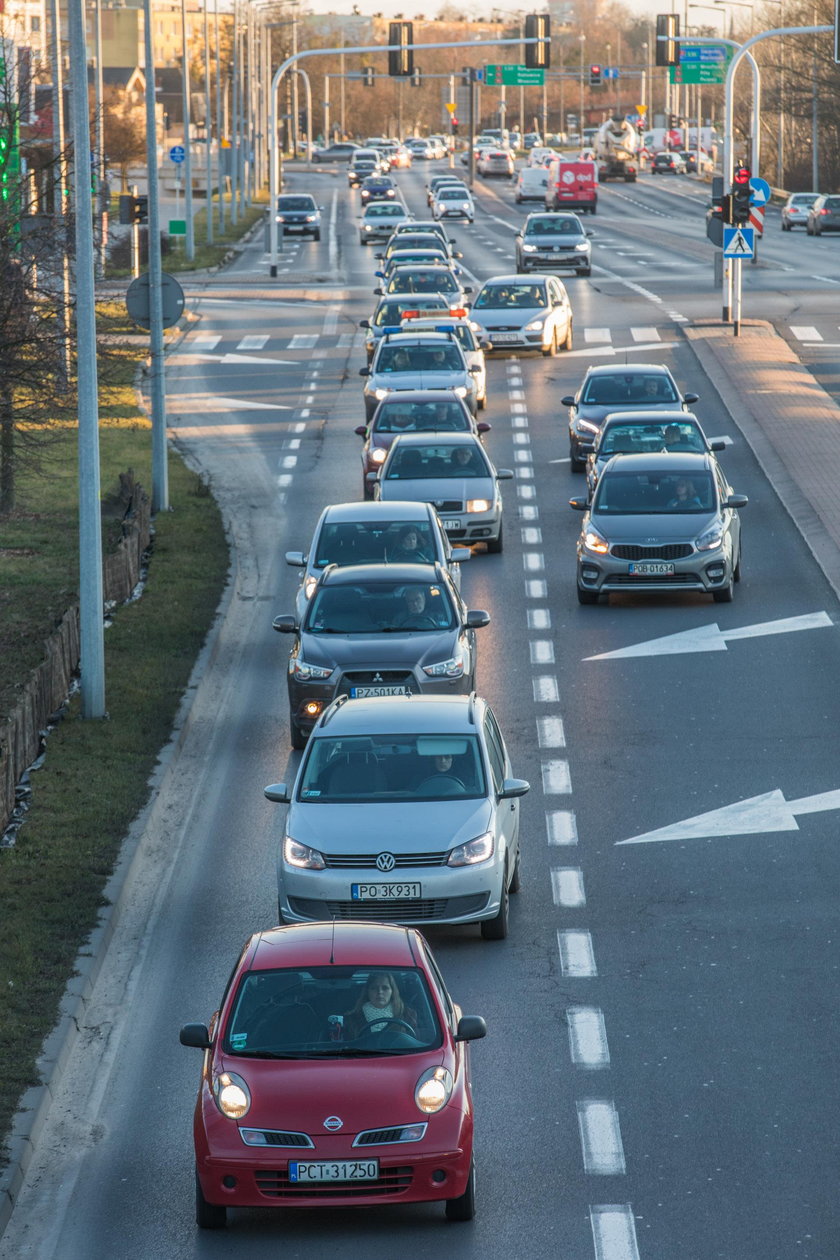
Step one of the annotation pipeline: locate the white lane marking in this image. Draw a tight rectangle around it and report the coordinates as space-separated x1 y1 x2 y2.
299 409 310 418
205 395 291 411
584 328 611 343
519 505 539 520
328 188 339 267
523 552 544 572
289 334 318 348
513 432 531 445
541 759 571 793
567 1006 609 1064
521 527 542 544
293 422 306 433
236 334 269 350
281 455 297 468
509 389 525 400
558 929 597 976
617 784 840 846
305 394 315 405
533 675 559 702
517 466 534 479
337 332 354 348
190 334 222 350
586 611 832 660
527 607 551 630
590 1205 641 1260
323 304 339 336
530 639 555 665
511 402 527 413
525 579 547 597
577 1101 626 1174
547 810 578 845
536 714 564 746
514 450 533 463
552 868 586 908
512 415 529 428
791 325 821 341
630 326 660 342
517 483 536 499
562 340 679 360
177 352 298 366
287 438 301 449
277 473 293 486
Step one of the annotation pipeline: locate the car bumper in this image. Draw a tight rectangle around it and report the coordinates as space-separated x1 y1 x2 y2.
577 543 735 595
519 252 590 270
288 673 473 736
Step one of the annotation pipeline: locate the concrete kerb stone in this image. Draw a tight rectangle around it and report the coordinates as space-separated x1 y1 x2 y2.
684 319 840 601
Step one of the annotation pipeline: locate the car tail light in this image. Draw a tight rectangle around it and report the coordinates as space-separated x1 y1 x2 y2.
820 208 830 215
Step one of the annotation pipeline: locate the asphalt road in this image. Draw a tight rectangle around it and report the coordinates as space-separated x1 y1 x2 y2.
3 160 840 1260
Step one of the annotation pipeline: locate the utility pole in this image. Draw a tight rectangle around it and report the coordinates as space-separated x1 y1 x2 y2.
47 0 71 389
142 0 168 513
180 0 194 258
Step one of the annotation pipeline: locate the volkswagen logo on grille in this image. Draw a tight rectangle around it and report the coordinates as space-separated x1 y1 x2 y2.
376 852 396 872
323 1116 343 1131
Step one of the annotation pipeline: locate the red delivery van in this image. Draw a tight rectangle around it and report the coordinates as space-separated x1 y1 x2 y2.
545 159 598 215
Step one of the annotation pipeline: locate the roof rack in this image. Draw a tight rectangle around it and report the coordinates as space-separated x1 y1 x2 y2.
320 694 350 727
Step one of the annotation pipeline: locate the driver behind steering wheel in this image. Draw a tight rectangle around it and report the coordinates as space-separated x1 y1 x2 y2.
344 972 417 1040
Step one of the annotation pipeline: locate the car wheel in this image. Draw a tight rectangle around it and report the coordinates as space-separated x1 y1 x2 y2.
815 226 822 236
712 579 734 603
562 321 573 352
569 444 586 474
542 328 558 357
290 717 308 750
313 230 321 241
478 394 487 411
807 223 814 235
196 1171 226 1230
578 268 591 277
480 881 509 940
445 1158 476 1222
577 583 599 605
782 222 790 231
486 521 503 554
733 544 742 583
508 846 521 894
590 206 597 215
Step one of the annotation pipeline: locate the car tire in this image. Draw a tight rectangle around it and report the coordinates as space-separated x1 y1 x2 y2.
486 521 503 554
577 583 599 605
733 545 742 583
782 222 790 231
445 1158 476 1221
480 881 509 940
313 230 321 241
478 394 487 411
508 846 521 894
806 223 814 235
196 1171 226 1230
542 329 558 357
290 717 308 750
578 268 591 277
712 579 734 603
562 321 573 352
569 444 586 474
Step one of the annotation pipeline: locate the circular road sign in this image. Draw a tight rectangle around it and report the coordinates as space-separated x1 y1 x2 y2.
125 271 186 331
169 145 186 164
749 176 771 206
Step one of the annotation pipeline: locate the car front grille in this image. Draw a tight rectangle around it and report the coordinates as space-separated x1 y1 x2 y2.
435 499 463 512
611 543 694 561
488 325 519 332
323 850 449 869
355 1126 426 1145
607 573 701 585
289 894 490 921
241 1129 314 1148
341 671 414 686
255 1166 414 1199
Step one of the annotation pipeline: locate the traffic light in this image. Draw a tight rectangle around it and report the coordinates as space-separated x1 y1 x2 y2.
732 167 751 224
589 64 601 86
410 67 421 87
656 14 679 67
0 110 21 209
525 14 550 70
118 194 148 225
362 66 374 87
461 66 473 85
451 118 459 134
388 21 413 77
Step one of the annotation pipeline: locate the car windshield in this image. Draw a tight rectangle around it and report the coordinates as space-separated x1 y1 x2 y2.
374 298 449 326
593 470 716 514
375 344 463 372
440 188 468 200
278 196 315 211
599 421 705 457
313 521 436 568
474 283 547 309
224 966 443 1058
299 733 487 802
526 217 580 235
388 271 458 294
366 204 404 218
581 373 679 405
374 399 470 433
306 579 456 633
386 442 490 479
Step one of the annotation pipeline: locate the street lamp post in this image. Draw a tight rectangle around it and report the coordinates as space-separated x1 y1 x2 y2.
579 33 585 140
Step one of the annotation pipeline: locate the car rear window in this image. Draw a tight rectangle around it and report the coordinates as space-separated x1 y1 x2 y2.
298 734 487 802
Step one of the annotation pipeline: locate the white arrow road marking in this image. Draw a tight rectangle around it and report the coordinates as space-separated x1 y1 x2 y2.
563 340 679 360
617 787 840 845
173 351 298 365
585 611 832 660
205 396 292 411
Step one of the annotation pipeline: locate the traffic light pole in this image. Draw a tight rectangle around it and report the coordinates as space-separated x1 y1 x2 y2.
268 34 547 276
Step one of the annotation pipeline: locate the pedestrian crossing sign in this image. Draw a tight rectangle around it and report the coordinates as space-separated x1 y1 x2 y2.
723 226 755 258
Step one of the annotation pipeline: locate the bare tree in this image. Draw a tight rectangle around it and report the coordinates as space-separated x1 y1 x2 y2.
101 84 146 193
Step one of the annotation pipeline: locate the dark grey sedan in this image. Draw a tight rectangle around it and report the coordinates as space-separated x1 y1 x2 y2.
273 563 490 748
515 212 592 275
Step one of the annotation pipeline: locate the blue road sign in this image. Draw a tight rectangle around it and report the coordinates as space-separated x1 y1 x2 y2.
723 225 755 258
749 176 771 206
603 66 620 79
169 145 186 164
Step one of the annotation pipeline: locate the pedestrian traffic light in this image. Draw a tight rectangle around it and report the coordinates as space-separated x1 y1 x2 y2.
410 67 421 87
655 14 679 67
731 167 751 224
388 21 413 77
589 64 601 86
362 66 374 87
525 14 550 70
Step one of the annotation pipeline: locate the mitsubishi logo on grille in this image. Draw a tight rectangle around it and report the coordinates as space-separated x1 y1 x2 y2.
376 852 396 872
373 672 383 683
323 1116 343 1131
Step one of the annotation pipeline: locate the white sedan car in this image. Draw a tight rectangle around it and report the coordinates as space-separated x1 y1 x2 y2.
432 186 475 222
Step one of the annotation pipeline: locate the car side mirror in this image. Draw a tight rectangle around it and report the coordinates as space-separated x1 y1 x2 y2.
455 1015 487 1043
285 550 306 567
373 252 383 259
365 471 379 485
355 425 368 437
480 338 493 350
374 287 383 295
709 439 727 452
180 1023 212 1050
272 614 298 633
469 365 481 374
359 367 371 376
374 270 384 278
453 251 463 259
683 392 700 404
499 777 530 799
515 232 522 240
449 547 471 562
726 493 748 509
561 395 575 407
569 497 589 511
496 469 514 480
264 782 290 804
477 421 491 434
463 286 473 295
586 230 594 237
466 609 491 629
359 319 370 329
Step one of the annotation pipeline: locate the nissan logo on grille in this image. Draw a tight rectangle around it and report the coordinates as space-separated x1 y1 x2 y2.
376 852 396 872
323 1116 343 1131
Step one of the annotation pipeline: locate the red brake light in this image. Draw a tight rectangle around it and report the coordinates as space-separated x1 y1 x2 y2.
402 310 420 319
449 308 467 317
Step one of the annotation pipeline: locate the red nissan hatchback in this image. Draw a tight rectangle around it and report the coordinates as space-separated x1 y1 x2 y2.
180 921 486 1228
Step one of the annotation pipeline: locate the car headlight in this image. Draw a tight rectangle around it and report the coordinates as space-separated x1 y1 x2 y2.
276 215 287 222
448 831 494 866
213 1071 251 1120
362 223 372 231
374 387 391 400
574 242 590 252
415 1066 453 1114
290 658 334 681
576 418 600 435
583 525 610 554
466 498 491 513
696 522 724 551
284 836 326 870
370 447 388 464
521 244 538 252
453 386 468 398
525 318 545 331
305 214 317 222
422 654 465 678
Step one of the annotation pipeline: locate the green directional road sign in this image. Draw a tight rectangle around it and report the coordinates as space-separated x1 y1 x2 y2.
485 64 545 86
169 219 187 236
670 43 732 85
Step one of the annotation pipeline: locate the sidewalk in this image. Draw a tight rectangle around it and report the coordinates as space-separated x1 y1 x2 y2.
686 320 840 599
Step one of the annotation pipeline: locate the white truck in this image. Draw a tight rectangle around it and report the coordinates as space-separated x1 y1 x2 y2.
594 116 639 183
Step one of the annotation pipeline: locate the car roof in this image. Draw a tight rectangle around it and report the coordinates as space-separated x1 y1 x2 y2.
378 332 457 347
249 922 422 970
583 362 674 378
319 561 444 586
390 265 455 275
604 451 714 472
316 691 482 736
374 388 469 403
480 274 551 285
389 431 480 448
321 501 436 523
601 409 700 426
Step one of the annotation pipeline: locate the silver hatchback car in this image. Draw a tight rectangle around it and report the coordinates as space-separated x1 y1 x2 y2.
264 692 530 939
570 451 747 604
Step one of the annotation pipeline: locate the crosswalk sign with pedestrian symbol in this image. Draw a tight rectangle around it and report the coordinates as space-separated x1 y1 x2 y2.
723 225 755 258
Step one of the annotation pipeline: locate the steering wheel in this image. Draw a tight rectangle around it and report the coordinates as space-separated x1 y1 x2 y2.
402 614 438 629
416 775 465 795
349 1017 416 1041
